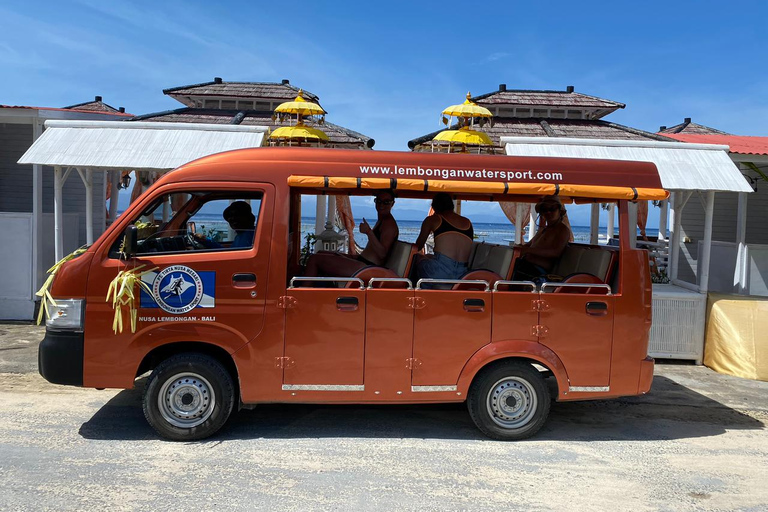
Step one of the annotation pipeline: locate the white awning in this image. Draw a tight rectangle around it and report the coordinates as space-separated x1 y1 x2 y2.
18 120 268 171
502 137 752 193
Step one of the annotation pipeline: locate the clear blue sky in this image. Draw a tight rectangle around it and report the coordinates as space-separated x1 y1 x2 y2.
3 0 767 226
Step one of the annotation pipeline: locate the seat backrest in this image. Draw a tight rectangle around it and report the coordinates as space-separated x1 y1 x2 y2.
470 243 493 271
486 245 515 277
552 244 616 282
552 245 585 277
467 241 482 268
384 240 416 277
470 243 514 276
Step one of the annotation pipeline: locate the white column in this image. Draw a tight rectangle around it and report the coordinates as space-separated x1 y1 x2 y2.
31 120 44 291
108 170 120 224
699 190 715 293
735 191 748 294
85 169 93 244
514 203 524 244
607 203 615 240
315 195 326 235
658 199 668 241
53 166 64 261
628 202 638 250
670 193 682 281
528 210 536 241
77 168 94 245
590 203 600 245
326 195 336 229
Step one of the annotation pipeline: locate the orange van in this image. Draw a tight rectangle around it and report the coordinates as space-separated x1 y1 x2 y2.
39 148 665 441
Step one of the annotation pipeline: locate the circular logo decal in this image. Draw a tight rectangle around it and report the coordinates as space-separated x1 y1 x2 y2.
152 265 204 314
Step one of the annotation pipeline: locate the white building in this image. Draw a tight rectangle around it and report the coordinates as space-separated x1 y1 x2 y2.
0 99 131 320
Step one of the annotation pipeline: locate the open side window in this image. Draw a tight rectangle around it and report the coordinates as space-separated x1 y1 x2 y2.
109 191 263 258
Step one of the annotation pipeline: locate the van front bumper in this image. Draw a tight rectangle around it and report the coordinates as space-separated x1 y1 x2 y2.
38 329 83 386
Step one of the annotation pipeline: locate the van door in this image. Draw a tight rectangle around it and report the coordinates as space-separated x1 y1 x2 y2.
85 185 273 382
411 286 492 388
282 282 366 388
538 287 615 388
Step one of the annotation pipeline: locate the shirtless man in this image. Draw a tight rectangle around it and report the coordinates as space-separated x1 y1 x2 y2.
304 190 399 278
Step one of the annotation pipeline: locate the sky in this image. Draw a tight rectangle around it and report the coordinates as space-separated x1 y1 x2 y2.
2 0 767 226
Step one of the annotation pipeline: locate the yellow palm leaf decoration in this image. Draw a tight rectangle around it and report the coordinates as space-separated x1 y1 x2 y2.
35 246 88 325
105 265 158 334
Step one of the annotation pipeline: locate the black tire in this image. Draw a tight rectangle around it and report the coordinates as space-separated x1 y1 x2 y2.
467 361 551 441
142 353 235 441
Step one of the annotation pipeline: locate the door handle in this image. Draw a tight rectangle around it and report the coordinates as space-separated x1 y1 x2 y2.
463 298 485 313
336 296 359 312
232 273 257 288
586 301 608 316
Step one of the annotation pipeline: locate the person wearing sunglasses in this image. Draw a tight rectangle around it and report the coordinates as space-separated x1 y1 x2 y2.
304 190 399 278
512 196 571 281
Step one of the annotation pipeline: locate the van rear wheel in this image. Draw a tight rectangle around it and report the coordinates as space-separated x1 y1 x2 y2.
143 353 235 441
468 362 550 441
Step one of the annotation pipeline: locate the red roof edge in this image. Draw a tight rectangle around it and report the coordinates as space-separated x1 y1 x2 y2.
660 133 768 156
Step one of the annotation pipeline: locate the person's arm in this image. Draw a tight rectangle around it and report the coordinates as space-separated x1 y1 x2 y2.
363 219 398 261
414 215 439 251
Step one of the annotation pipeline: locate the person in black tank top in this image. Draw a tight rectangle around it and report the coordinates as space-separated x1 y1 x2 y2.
413 193 474 287
433 216 474 240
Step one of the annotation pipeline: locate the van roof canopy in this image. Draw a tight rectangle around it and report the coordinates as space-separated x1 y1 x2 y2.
173 147 668 202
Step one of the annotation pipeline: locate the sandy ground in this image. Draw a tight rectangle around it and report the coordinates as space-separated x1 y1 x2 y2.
1 324 767 511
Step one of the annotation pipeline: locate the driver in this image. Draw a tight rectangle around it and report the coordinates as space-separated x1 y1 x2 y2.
195 201 255 249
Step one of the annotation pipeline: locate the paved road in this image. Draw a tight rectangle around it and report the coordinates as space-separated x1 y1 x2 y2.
1 324 767 511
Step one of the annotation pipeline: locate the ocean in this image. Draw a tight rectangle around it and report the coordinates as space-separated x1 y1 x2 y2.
301 217 658 247
188 213 659 246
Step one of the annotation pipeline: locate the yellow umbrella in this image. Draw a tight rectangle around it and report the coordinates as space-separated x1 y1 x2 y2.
269 124 329 142
274 89 327 117
441 92 493 119
432 128 493 145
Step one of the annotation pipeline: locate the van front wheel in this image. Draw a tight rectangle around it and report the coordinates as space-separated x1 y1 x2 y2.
468 362 550 441
143 353 235 441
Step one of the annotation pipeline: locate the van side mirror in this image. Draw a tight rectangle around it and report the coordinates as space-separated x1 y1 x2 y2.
123 225 138 257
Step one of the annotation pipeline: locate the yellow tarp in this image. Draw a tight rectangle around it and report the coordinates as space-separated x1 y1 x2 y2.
704 293 768 382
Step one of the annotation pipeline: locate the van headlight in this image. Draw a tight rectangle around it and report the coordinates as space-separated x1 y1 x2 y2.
46 299 85 331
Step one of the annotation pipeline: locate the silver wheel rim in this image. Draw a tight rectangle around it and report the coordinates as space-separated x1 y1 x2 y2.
158 372 216 428
486 376 538 430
